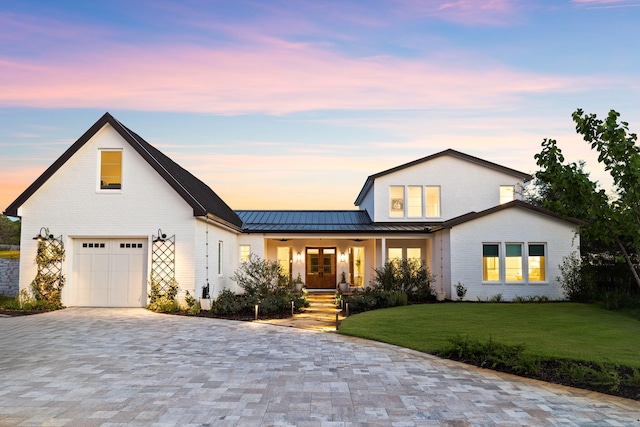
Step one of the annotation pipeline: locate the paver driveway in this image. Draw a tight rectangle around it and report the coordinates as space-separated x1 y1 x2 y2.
1 308 639 426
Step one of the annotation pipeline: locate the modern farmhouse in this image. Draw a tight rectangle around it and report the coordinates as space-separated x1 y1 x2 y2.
4 113 580 306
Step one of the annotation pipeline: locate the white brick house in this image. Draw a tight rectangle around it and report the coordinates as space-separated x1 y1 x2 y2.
4 113 580 306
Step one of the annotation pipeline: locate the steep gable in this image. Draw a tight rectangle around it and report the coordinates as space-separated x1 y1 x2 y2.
354 149 532 206
4 113 243 229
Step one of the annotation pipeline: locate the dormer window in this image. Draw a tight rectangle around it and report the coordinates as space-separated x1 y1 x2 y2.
100 150 122 190
500 185 515 204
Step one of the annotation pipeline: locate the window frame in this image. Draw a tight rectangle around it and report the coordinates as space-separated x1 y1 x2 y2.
389 186 405 218
482 243 501 282
527 243 547 282
98 149 123 192
500 185 515 204
425 185 441 218
239 245 251 263
407 186 423 218
505 243 523 282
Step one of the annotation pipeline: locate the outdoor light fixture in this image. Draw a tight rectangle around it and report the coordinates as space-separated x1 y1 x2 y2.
339 252 347 263
296 252 302 263
33 227 53 241
153 229 167 243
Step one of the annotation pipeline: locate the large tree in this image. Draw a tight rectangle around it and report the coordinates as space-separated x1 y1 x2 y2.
534 109 640 290
0 215 20 246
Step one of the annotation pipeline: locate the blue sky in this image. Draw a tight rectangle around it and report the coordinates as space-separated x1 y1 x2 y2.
1 0 639 212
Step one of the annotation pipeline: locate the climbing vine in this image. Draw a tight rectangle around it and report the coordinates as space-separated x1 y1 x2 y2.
31 237 65 308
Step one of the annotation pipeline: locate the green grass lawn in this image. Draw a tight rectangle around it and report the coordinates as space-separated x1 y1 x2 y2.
338 302 640 368
0 250 20 259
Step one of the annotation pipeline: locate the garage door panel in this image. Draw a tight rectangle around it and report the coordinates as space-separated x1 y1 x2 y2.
72 239 147 307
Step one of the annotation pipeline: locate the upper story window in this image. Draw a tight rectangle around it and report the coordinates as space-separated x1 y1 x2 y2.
425 186 441 217
500 185 515 204
100 150 122 190
389 185 441 218
389 186 404 217
407 186 422 217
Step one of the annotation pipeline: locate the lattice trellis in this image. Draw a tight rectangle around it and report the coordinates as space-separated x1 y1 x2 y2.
32 230 65 305
151 233 175 295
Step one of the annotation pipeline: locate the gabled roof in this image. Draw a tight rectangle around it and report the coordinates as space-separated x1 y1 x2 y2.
434 200 582 230
236 210 436 233
354 149 533 206
4 112 243 230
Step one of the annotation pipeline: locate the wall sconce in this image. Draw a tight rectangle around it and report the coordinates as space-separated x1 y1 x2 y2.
296 252 302 263
33 227 53 241
339 252 347 263
153 229 167 243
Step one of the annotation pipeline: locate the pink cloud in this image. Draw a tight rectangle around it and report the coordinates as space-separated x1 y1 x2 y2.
396 0 520 26
0 37 590 115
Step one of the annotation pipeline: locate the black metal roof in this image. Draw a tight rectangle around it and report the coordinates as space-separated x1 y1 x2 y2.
4 113 244 230
236 210 436 233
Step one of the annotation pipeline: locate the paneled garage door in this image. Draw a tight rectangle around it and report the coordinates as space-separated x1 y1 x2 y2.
71 238 147 307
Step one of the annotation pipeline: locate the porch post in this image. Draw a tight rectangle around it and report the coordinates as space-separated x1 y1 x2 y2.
381 237 386 265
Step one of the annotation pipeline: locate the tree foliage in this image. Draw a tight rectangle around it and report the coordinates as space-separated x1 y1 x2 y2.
0 215 20 245
533 109 640 290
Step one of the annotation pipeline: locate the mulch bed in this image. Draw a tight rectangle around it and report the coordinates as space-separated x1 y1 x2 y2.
0 309 56 317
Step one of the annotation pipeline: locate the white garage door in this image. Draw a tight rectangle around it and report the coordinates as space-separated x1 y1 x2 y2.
71 239 147 307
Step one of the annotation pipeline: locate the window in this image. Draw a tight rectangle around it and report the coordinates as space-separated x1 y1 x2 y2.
100 150 122 190
505 244 523 282
528 244 546 281
482 244 500 281
350 247 364 287
389 186 404 217
500 185 515 204
407 248 421 261
425 186 440 217
277 247 291 281
217 241 223 275
388 248 403 263
239 245 251 262
407 186 422 217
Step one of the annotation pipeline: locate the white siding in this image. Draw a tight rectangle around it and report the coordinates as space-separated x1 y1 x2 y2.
17 124 202 306
369 155 524 222
448 207 578 301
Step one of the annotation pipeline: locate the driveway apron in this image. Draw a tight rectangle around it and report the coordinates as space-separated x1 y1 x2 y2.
1 308 639 426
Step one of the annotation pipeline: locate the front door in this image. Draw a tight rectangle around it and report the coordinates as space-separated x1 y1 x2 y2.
306 248 336 289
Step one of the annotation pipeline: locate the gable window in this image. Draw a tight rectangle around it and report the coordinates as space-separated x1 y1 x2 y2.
407 186 422 217
500 185 515 204
505 244 523 282
482 244 500 281
389 186 404 217
100 150 122 190
239 245 251 262
528 244 546 281
425 186 441 217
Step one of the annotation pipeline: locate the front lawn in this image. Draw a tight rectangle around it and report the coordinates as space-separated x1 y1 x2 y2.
338 302 640 399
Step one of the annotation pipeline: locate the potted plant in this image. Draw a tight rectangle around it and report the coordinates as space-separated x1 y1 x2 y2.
339 271 349 293
291 273 304 292
436 288 446 301
200 283 211 310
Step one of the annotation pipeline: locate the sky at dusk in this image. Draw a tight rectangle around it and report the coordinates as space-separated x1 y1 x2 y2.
1 0 639 214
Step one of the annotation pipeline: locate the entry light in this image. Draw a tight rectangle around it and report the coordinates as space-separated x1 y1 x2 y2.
296 252 302 263
339 252 347 263
33 227 53 241
153 229 167 243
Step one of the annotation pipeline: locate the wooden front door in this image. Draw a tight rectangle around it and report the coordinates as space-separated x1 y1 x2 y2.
305 248 336 289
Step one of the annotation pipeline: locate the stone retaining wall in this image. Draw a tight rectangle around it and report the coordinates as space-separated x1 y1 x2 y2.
0 258 19 297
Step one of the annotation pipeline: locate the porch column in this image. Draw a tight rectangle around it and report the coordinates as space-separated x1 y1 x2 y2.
381 237 386 265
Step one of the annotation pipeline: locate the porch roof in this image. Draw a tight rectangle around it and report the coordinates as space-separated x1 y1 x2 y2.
236 210 436 233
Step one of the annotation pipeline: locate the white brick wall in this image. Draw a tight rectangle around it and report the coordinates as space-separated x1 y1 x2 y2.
369 155 525 222
16 124 227 306
447 206 578 301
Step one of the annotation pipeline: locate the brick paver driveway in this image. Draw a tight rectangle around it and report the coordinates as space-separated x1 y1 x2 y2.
1 308 639 426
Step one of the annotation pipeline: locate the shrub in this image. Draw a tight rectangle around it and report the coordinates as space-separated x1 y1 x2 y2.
147 279 180 313
231 254 289 297
559 252 595 302
373 259 435 302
